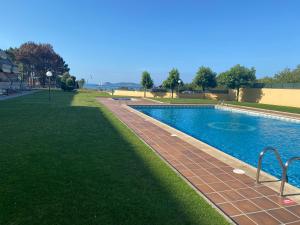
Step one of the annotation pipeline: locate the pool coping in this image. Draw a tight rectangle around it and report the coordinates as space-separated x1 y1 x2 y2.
218 104 300 121
98 97 300 225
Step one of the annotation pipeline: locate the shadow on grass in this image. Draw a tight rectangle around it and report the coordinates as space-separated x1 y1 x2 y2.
0 90 228 225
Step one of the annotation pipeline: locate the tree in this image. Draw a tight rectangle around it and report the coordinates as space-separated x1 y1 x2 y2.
59 72 76 91
162 68 180 98
5 47 18 62
18 63 25 89
11 42 70 87
77 79 85 89
255 65 300 84
140 71 154 97
66 77 75 88
257 76 276 84
181 82 197 91
274 65 300 83
218 64 256 101
193 66 217 91
216 71 228 87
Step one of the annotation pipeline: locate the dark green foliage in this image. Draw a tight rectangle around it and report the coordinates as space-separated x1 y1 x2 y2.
151 87 168 92
140 71 154 97
4 47 18 62
217 64 256 101
162 68 181 98
181 83 198 91
193 66 217 91
77 79 85 89
60 72 77 91
141 71 154 89
216 72 228 87
274 65 300 83
56 75 62 88
9 42 70 87
257 76 276 83
256 65 300 84
66 77 74 87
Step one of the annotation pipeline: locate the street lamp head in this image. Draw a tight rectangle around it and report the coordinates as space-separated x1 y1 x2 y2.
46 71 53 77
46 71 52 101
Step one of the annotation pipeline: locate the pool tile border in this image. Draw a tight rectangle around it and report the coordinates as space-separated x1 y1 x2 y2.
216 105 300 123
98 98 300 225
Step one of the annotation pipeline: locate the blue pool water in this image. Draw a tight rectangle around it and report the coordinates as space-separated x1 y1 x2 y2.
134 106 300 188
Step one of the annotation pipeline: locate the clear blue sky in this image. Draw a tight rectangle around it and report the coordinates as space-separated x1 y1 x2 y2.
1 0 300 84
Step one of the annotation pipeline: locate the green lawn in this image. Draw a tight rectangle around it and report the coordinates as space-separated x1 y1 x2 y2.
152 97 300 114
0 90 229 225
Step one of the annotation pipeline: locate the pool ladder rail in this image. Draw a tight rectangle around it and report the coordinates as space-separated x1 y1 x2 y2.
256 146 300 196
217 100 225 106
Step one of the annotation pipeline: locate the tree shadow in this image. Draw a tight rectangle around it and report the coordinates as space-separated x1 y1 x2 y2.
240 88 264 103
150 91 169 98
0 90 227 225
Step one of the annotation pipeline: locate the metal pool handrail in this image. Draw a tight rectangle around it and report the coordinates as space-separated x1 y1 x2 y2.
256 146 285 184
280 156 300 196
217 100 225 105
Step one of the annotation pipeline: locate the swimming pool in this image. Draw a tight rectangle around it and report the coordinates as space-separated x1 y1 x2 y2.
133 105 300 188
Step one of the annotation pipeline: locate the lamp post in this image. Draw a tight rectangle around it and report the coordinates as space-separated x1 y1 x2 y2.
46 71 53 101
177 79 182 98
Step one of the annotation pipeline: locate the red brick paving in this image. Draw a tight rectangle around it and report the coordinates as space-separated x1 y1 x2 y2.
99 98 300 225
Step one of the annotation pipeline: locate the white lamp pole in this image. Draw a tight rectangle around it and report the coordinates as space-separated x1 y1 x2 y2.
46 71 53 101
177 79 182 97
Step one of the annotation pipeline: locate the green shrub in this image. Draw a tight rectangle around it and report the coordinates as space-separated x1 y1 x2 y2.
60 72 76 91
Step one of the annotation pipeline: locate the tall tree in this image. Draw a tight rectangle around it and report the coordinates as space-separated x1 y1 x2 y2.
13 42 70 87
140 71 154 97
257 76 276 83
5 47 18 62
58 72 77 91
274 65 300 83
193 66 217 91
255 65 300 84
216 71 228 87
218 64 256 101
77 79 86 89
162 68 181 98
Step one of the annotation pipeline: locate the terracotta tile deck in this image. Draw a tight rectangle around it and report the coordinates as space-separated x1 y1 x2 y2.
98 98 300 225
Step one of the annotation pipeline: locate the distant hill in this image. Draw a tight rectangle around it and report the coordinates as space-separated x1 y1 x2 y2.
84 82 141 90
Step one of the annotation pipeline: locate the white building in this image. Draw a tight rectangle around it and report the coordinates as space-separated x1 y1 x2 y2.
0 50 19 74
0 50 20 91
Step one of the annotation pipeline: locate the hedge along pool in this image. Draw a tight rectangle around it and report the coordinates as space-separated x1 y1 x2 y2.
132 105 300 189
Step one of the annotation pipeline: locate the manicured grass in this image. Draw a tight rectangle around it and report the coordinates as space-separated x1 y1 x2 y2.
227 101 300 114
0 90 229 225
152 97 300 114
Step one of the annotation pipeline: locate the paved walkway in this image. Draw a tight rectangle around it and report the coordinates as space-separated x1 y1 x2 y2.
99 98 300 225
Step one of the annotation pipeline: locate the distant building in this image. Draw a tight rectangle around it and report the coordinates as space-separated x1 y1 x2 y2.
0 49 19 82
